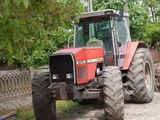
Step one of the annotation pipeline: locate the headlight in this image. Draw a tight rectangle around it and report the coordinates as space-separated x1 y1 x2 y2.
66 73 73 79
52 74 59 79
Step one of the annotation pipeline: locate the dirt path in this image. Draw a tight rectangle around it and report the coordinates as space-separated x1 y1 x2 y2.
5 92 160 120
57 92 160 120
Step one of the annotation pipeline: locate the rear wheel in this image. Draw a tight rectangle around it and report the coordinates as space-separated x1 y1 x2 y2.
32 72 56 120
127 48 155 103
103 66 124 120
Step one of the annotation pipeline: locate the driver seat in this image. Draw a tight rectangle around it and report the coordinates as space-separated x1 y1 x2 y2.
86 38 103 47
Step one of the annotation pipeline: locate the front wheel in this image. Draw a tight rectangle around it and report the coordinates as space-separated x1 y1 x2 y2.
103 66 124 120
32 72 56 120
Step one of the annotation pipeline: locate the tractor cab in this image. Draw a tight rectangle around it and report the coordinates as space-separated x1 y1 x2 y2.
49 9 132 85
74 9 131 66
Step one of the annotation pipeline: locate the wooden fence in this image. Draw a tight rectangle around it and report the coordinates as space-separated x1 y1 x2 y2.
0 70 31 102
0 66 49 114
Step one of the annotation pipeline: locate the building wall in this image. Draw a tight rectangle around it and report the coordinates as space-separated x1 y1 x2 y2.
150 48 160 63
0 62 12 71
0 61 20 71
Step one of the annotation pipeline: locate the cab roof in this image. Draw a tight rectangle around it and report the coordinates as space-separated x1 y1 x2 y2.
80 9 129 19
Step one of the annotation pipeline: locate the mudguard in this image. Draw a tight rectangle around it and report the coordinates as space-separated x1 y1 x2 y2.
122 42 147 70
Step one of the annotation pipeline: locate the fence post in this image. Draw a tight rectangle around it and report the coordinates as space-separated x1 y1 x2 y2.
29 67 34 82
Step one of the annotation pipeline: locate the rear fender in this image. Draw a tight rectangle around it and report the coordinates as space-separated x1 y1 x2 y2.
122 42 147 70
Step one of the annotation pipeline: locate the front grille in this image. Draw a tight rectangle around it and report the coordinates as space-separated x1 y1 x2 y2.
77 66 86 78
49 54 75 84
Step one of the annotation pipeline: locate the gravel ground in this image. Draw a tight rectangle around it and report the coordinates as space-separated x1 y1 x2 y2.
57 92 160 120
125 92 160 120
5 92 160 120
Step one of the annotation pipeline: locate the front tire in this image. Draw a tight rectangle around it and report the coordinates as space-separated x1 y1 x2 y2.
103 66 124 120
127 48 155 103
32 72 56 120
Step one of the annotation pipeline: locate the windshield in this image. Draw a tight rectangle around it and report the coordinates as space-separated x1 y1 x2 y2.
74 18 112 51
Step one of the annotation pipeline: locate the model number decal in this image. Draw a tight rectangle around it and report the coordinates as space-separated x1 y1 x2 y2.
76 60 86 65
77 57 104 64
87 57 104 63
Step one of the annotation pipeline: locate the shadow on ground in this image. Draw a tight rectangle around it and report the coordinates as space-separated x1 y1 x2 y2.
57 102 105 120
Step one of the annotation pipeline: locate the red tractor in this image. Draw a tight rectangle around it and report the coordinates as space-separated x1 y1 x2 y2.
32 9 155 120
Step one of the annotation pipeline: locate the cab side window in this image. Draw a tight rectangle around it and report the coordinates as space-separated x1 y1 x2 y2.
114 17 128 43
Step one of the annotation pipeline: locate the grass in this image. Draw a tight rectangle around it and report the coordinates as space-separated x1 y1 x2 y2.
56 100 78 113
16 107 34 120
15 100 89 120
56 100 90 115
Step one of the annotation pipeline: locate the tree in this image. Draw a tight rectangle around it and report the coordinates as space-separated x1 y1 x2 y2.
24 27 73 67
143 21 160 48
0 0 85 65
93 0 123 10
128 1 149 41
93 0 150 41
142 0 160 21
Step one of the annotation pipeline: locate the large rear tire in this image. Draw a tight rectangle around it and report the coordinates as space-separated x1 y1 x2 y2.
32 72 56 120
127 48 155 103
103 66 124 120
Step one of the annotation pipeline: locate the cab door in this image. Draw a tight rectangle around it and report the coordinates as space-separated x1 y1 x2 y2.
113 16 131 67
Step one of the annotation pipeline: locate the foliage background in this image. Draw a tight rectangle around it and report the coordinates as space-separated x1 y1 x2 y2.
0 0 160 68
0 0 85 67
93 0 160 43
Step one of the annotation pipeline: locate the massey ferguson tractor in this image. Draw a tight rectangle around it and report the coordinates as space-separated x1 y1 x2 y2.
32 9 155 120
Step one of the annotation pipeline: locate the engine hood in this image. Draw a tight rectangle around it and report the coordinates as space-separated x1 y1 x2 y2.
54 47 104 61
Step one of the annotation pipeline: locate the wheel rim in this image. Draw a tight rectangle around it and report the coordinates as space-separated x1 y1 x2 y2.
144 62 152 91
